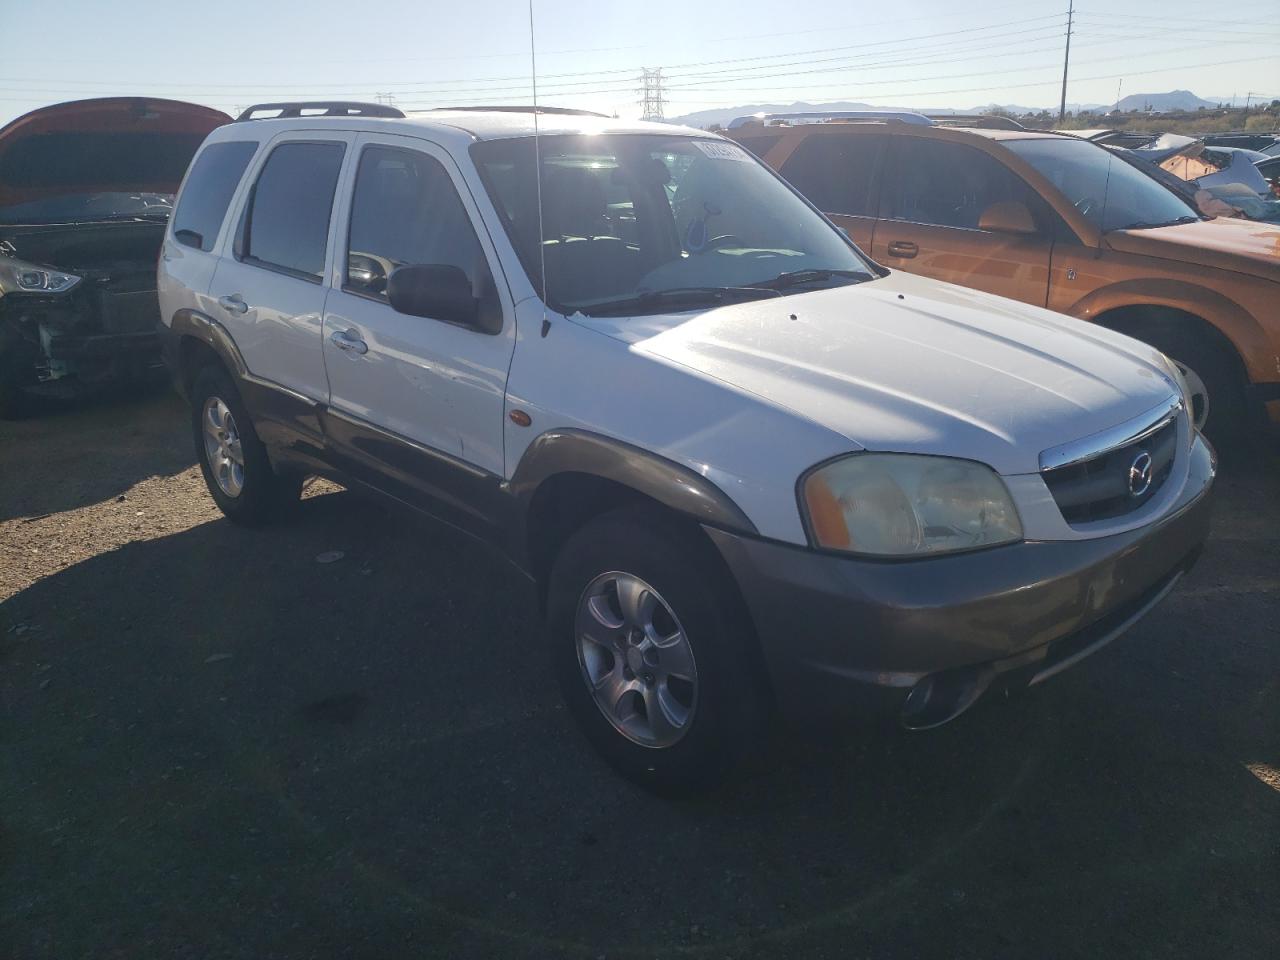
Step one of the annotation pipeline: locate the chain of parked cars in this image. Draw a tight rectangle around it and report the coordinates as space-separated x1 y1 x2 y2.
1 98 1275 787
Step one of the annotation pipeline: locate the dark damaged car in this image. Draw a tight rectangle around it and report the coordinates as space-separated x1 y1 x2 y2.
0 98 228 415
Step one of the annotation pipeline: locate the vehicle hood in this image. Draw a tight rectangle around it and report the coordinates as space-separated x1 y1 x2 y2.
1106 216 1280 279
0 97 229 210
570 272 1179 476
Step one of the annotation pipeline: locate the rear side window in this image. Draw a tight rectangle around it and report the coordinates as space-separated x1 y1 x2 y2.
239 141 345 279
172 141 258 251
345 146 485 301
885 138 1039 230
780 134 886 217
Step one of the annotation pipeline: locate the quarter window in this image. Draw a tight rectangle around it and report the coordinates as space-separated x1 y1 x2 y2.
171 141 258 251
780 134 886 217
887 139 1040 230
345 146 487 303
239 141 345 279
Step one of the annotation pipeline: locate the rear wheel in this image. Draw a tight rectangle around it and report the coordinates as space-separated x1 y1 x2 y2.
547 506 765 790
191 365 300 524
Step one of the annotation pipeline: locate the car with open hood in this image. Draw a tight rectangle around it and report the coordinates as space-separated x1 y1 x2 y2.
732 113 1280 445
157 103 1213 788
0 97 229 415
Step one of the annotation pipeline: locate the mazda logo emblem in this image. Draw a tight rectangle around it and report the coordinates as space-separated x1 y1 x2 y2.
1128 451 1154 498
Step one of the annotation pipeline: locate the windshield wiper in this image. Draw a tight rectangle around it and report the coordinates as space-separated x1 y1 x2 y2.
1114 215 1199 231
753 268 870 290
576 285 780 317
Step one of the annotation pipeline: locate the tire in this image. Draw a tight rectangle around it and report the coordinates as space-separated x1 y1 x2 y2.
547 506 766 791
190 364 301 525
1136 326 1249 448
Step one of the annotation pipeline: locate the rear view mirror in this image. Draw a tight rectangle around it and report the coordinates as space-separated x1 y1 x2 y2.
978 201 1038 236
387 264 478 327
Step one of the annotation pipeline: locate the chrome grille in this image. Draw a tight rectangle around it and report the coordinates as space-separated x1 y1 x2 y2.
1040 401 1181 525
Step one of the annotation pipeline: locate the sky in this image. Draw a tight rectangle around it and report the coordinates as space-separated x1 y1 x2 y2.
0 0 1276 127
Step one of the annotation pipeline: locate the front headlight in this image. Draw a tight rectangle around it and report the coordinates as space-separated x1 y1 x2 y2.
800 453 1022 557
0 254 82 297
1156 351 1197 430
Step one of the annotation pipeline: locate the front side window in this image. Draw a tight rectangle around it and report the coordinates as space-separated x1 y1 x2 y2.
172 140 258 251
345 146 485 301
780 133 886 217
472 134 875 316
1004 137 1199 233
239 141 345 279
886 138 1041 230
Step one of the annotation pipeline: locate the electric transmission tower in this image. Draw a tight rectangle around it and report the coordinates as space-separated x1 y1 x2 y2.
639 68 667 122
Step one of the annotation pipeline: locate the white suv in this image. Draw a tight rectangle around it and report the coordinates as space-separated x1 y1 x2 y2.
158 102 1215 787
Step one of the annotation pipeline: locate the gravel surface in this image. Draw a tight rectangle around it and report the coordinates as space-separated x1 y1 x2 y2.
2 391 1277 959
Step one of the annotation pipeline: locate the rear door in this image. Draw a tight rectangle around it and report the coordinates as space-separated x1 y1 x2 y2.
873 136 1056 307
775 129 887 252
319 133 516 535
208 133 352 410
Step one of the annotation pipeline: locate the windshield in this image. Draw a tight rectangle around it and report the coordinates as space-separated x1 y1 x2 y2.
1005 137 1200 233
471 134 875 315
0 191 174 225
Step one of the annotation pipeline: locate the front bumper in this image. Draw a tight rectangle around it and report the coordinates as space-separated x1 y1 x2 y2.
706 433 1216 729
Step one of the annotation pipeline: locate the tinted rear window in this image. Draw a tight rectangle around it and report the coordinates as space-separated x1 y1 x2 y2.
240 141 345 279
172 141 258 252
780 134 885 217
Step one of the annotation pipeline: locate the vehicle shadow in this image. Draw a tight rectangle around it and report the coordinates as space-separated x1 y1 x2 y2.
0 385 193 522
2 484 1276 959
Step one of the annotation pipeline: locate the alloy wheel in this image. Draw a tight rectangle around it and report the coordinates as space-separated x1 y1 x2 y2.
202 396 245 497
575 571 698 749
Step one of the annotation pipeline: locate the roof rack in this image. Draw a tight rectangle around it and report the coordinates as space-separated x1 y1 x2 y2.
727 110 932 130
926 114 1026 130
425 105 611 118
235 101 405 121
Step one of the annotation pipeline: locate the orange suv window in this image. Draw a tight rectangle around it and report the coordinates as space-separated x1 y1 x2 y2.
886 138 1041 231
779 134 886 218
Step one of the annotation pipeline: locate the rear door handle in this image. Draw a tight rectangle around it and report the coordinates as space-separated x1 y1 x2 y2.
887 240 919 259
329 328 368 356
217 294 249 315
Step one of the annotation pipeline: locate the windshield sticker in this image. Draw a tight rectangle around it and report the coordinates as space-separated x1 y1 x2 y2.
694 141 752 163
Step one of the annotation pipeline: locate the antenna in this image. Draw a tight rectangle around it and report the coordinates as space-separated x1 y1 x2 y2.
639 68 667 122
528 0 549 336
1058 0 1074 125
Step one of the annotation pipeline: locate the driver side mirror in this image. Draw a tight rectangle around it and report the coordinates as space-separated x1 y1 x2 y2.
977 200 1038 236
387 264 479 327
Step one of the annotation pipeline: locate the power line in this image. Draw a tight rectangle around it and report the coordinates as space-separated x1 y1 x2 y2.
1059 0 1074 123
638 69 667 121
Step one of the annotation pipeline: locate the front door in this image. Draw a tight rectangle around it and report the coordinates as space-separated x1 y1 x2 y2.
319 134 516 535
873 136 1055 307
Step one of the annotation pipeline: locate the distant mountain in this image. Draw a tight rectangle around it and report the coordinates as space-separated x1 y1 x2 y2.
1115 90 1219 112
669 90 1274 129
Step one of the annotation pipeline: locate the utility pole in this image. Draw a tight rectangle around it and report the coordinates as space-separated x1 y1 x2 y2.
1058 0 1074 124
639 68 667 122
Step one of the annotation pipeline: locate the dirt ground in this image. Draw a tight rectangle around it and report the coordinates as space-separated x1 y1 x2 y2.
2 390 1278 959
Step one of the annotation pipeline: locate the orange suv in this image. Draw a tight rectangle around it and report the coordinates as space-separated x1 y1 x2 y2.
730 112 1280 443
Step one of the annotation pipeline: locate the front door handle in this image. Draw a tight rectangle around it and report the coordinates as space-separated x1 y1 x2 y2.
329 328 368 356
887 240 919 259
217 294 249 315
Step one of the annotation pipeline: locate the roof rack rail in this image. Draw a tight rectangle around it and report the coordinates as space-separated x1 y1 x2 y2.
235 101 405 121
425 105 611 118
727 110 933 130
926 114 1026 130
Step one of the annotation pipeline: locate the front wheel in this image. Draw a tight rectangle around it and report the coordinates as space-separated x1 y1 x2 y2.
547 507 766 790
191 365 300 525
